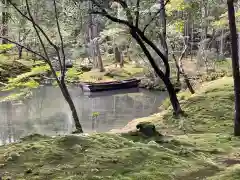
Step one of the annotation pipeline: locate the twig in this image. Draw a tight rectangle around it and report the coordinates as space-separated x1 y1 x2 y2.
25 0 49 63
7 0 62 70
143 0 170 33
0 36 46 60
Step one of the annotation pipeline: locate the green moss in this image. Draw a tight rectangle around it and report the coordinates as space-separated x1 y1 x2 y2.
0 70 239 180
206 165 240 180
0 133 219 180
79 64 144 82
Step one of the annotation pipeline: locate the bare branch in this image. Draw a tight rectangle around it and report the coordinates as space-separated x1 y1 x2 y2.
143 0 170 33
7 0 55 48
7 0 62 69
91 10 133 27
24 0 62 88
0 36 46 60
20 29 31 42
25 0 49 62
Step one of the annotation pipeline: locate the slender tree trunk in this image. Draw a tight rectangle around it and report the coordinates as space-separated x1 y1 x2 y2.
159 0 168 59
120 51 124 68
18 46 23 59
114 45 122 67
171 42 195 94
131 30 183 115
190 20 194 61
1 0 8 44
95 39 104 72
203 1 208 38
227 0 240 136
171 46 180 82
88 0 97 67
60 81 83 133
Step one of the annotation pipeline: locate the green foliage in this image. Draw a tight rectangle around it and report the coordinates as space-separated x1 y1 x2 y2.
0 44 15 51
2 65 49 92
8 65 50 83
66 67 82 82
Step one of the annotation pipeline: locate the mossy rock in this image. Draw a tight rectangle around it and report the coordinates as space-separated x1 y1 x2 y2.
136 122 162 137
0 60 31 82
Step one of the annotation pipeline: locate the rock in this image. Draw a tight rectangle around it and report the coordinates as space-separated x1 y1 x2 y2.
25 168 33 174
80 65 92 72
136 122 162 137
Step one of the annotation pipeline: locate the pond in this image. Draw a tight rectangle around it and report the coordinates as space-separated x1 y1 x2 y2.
0 86 168 145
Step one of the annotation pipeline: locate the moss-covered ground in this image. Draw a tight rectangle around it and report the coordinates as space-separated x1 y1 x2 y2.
1 77 240 180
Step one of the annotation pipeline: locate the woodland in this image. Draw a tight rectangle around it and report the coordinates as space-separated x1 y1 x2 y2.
1 0 240 179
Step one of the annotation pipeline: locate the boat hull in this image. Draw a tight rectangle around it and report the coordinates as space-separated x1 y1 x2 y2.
80 79 141 92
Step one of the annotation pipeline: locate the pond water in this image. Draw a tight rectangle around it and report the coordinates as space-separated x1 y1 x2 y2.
0 86 168 145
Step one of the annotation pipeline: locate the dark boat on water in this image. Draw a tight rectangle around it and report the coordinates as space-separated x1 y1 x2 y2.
83 88 140 97
80 78 141 92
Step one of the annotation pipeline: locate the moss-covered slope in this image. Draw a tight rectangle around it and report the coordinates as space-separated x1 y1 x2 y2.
1 77 240 180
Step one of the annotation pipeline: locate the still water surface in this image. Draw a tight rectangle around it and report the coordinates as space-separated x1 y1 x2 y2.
0 86 167 144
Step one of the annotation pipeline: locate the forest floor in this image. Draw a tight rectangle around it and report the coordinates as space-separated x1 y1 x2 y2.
1 77 240 180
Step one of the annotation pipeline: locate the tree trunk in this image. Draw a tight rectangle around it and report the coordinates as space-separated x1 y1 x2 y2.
135 29 170 78
88 0 97 67
227 0 240 136
131 30 183 115
120 51 124 68
203 1 208 38
171 43 195 94
170 44 180 82
162 76 183 115
95 39 104 72
60 81 83 133
18 46 23 59
114 45 122 67
1 0 8 44
159 0 168 59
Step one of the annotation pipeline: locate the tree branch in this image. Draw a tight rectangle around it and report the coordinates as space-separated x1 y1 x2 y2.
25 0 49 62
91 10 133 27
25 0 62 88
135 0 140 28
0 36 46 60
143 0 170 33
90 0 170 77
20 29 31 42
7 0 62 70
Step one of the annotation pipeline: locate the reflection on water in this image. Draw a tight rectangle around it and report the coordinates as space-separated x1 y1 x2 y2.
0 86 167 145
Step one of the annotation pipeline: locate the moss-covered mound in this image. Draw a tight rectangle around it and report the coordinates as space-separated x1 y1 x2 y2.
1 77 240 180
0 54 31 82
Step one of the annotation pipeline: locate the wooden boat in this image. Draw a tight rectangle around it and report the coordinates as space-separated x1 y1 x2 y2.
83 88 140 97
80 78 141 92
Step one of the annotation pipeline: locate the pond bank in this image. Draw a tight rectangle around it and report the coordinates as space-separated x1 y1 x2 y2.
1 77 240 180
